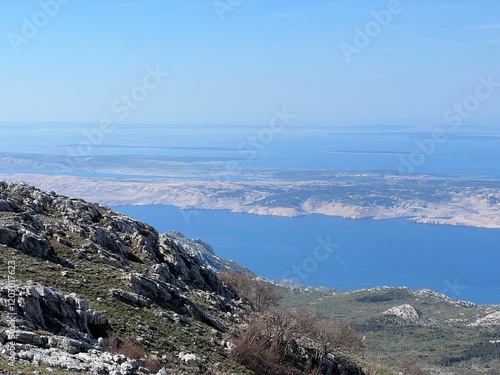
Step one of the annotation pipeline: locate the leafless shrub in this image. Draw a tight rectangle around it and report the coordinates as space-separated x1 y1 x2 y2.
219 271 252 299
231 308 364 374
219 271 283 311
314 320 364 355
141 355 163 372
117 338 145 359
102 332 120 352
262 308 364 355
103 332 145 359
253 280 283 311
231 315 297 375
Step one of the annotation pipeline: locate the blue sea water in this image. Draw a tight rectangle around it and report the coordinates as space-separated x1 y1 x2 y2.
113 204 500 305
3 124 500 303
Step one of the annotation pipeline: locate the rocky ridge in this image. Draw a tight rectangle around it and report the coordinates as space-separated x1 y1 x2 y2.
0 182 246 374
164 230 252 276
0 182 368 375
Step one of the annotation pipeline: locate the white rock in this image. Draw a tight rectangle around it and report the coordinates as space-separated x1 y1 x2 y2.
178 351 199 362
469 311 500 326
383 304 433 325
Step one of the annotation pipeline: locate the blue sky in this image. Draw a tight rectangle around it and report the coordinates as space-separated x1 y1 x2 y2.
1 0 499 126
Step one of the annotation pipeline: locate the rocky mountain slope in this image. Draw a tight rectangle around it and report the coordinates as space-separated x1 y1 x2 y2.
0 181 249 374
163 230 252 276
0 182 368 374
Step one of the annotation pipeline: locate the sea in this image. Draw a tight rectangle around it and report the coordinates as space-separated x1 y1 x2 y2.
3 123 500 304
113 204 500 304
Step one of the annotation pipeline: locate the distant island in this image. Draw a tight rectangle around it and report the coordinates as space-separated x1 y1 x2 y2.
2 162 499 229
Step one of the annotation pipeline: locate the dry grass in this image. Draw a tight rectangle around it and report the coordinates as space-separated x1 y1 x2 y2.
103 332 146 360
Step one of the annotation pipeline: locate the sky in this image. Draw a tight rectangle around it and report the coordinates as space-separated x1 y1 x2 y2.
0 0 499 127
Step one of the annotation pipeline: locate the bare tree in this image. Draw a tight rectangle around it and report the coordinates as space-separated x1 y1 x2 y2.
264 308 303 350
314 320 364 355
218 272 252 300
219 271 282 312
231 315 293 375
253 281 283 311
231 307 365 374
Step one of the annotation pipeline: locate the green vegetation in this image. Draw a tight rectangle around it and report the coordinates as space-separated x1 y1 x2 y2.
2 183 497 375
280 287 500 375
0 240 252 373
220 272 370 374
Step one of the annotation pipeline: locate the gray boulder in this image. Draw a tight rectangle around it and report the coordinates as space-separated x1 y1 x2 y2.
47 336 92 354
6 330 45 346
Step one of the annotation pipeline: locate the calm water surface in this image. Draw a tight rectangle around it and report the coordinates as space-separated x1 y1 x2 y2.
114 204 500 304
